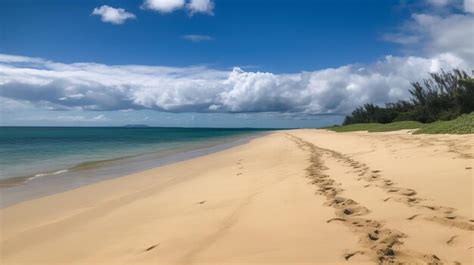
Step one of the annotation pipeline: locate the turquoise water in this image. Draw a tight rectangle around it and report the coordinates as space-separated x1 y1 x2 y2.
0 127 269 181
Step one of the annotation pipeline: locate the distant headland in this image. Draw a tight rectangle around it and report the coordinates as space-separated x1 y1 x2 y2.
122 124 150 128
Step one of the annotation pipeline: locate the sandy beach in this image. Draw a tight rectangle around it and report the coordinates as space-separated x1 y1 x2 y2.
0 129 473 264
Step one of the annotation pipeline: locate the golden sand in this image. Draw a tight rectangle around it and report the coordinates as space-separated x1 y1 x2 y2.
1 130 472 264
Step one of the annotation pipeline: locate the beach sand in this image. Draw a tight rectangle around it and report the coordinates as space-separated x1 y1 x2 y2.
0 130 472 264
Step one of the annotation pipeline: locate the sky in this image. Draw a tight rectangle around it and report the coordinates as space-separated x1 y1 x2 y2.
0 0 473 128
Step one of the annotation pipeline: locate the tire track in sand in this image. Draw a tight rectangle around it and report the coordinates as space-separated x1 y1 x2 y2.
318 144 474 232
287 134 443 264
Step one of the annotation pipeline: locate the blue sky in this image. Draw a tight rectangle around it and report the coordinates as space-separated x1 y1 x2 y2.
0 0 473 127
1 0 406 72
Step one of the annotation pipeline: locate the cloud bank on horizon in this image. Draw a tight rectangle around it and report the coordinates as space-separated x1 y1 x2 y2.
1 0 473 117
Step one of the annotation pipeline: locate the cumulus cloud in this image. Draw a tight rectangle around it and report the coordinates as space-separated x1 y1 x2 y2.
187 0 214 15
1 1 471 117
0 52 470 115
92 5 136 24
142 0 185 13
142 0 214 15
384 11 474 63
415 13 474 61
182 34 213 42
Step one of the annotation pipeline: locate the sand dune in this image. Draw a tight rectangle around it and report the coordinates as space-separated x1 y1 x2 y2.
0 130 472 264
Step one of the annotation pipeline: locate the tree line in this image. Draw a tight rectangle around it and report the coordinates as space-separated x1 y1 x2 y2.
343 69 474 125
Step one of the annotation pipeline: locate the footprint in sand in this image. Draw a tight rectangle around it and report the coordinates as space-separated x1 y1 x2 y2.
339 206 370 217
344 250 364 260
387 188 416 197
287 135 450 264
399 189 417 196
445 214 456 220
446 235 457 245
407 214 421 220
426 215 474 231
144 243 159 252
422 205 454 212
236 159 244 174
367 229 381 241
327 217 346 223
406 197 420 203
328 197 356 206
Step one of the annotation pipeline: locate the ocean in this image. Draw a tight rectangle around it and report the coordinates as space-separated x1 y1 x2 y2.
0 127 269 206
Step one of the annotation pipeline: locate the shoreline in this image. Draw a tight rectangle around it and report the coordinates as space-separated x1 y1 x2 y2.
0 129 472 264
0 132 269 208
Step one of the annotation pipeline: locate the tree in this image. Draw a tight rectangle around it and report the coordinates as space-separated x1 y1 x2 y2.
342 69 473 125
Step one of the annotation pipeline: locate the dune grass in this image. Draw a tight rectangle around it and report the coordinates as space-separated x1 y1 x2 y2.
326 113 473 134
326 121 424 133
414 113 473 134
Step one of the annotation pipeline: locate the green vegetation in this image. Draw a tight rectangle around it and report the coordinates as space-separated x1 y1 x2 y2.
327 112 473 134
336 69 473 134
327 121 424 133
415 113 473 134
343 69 474 125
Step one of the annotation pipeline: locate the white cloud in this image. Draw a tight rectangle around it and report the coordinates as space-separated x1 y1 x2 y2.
0 54 45 64
1 1 471 117
92 114 107 121
142 0 214 15
465 0 474 13
182 34 213 42
424 0 474 13
412 13 474 61
384 11 474 63
14 114 108 122
92 5 136 25
187 0 214 15
142 0 185 13
0 52 470 115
